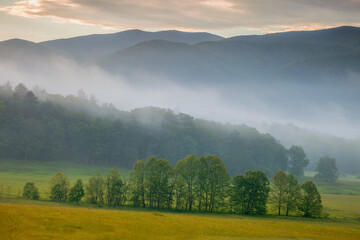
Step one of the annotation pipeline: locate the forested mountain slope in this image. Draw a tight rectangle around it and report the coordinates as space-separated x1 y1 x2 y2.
0 83 288 176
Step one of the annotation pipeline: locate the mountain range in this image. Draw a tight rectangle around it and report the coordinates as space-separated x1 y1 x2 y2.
1 26 360 173
1 26 359 84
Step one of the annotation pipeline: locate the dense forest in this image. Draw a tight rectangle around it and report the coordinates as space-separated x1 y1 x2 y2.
0 82 294 176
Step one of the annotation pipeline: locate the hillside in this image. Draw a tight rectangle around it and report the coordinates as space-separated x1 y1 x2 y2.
98 39 230 83
0 83 288 176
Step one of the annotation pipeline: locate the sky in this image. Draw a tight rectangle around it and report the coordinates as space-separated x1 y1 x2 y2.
1 0 360 42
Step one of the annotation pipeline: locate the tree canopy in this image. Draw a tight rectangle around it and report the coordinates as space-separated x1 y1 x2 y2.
315 157 338 183
0 82 290 176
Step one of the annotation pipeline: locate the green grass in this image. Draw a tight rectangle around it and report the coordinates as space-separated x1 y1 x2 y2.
0 159 128 198
1 160 360 239
322 194 360 219
1 200 360 240
1 159 360 221
301 174 360 195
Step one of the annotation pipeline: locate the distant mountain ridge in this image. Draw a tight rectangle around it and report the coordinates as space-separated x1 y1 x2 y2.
226 26 360 46
1 26 360 173
1 26 359 85
40 29 224 62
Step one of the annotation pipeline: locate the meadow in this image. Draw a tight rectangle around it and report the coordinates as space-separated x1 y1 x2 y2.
1 159 360 239
1 201 360 240
0 159 119 198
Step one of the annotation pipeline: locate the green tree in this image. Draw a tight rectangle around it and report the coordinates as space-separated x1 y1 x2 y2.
204 155 229 212
298 181 322 217
287 145 309 176
284 174 301 216
85 173 105 205
176 154 199 210
50 171 69 201
68 179 85 203
231 170 270 215
129 160 146 208
144 156 172 209
23 182 39 200
0 100 5 115
269 170 288 215
172 171 186 210
105 169 124 207
315 157 338 183
154 158 173 209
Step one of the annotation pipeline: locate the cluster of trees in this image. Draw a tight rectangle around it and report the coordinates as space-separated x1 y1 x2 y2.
23 155 323 217
0 82 310 176
269 171 322 217
315 157 338 183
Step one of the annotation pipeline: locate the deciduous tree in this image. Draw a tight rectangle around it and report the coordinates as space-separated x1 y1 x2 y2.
284 174 301 216
50 171 69 202
176 154 199 210
269 170 287 215
299 181 322 217
315 157 338 183
231 170 270 215
85 173 105 205
68 179 85 203
287 145 309 176
129 160 146 207
23 182 39 200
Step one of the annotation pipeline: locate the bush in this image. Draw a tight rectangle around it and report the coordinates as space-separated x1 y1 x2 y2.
50 183 66 201
23 182 40 200
49 171 69 202
68 179 85 203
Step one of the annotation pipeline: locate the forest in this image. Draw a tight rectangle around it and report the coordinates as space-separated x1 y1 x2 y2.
0 82 293 176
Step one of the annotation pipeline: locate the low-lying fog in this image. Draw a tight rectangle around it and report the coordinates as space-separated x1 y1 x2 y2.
1 55 359 140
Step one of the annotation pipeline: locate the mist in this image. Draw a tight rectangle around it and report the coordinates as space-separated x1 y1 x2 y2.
1 53 359 140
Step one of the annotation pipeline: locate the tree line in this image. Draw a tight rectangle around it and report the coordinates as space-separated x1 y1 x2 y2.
0 82 309 176
23 155 323 218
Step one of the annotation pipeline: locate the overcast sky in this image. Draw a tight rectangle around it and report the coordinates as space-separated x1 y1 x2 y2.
1 0 360 41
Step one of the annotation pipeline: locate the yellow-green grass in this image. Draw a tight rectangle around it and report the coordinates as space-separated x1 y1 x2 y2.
322 194 360 219
1 159 360 220
1 202 360 240
0 159 128 198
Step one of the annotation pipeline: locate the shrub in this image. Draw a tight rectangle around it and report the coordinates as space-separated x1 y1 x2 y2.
23 182 40 200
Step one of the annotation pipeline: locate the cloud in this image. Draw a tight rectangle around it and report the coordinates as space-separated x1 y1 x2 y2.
1 0 360 33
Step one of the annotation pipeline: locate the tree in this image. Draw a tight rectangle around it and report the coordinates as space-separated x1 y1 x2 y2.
172 171 186 210
106 169 125 207
269 170 288 215
68 179 85 203
298 181 322 217
153 158 173 209
284 174 301 216
175 154 199 210
50 171 70 201
85 173 105 205
231 170 270 215
23 182 39 200
129 160 146 208
315 157 338 183
14 83 28 99
202 155 229 212
144 156 173 209
287 145 309 176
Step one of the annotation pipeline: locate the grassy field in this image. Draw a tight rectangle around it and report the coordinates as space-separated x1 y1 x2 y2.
0 159 123 198
1 159 360 221
1 200 360 240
